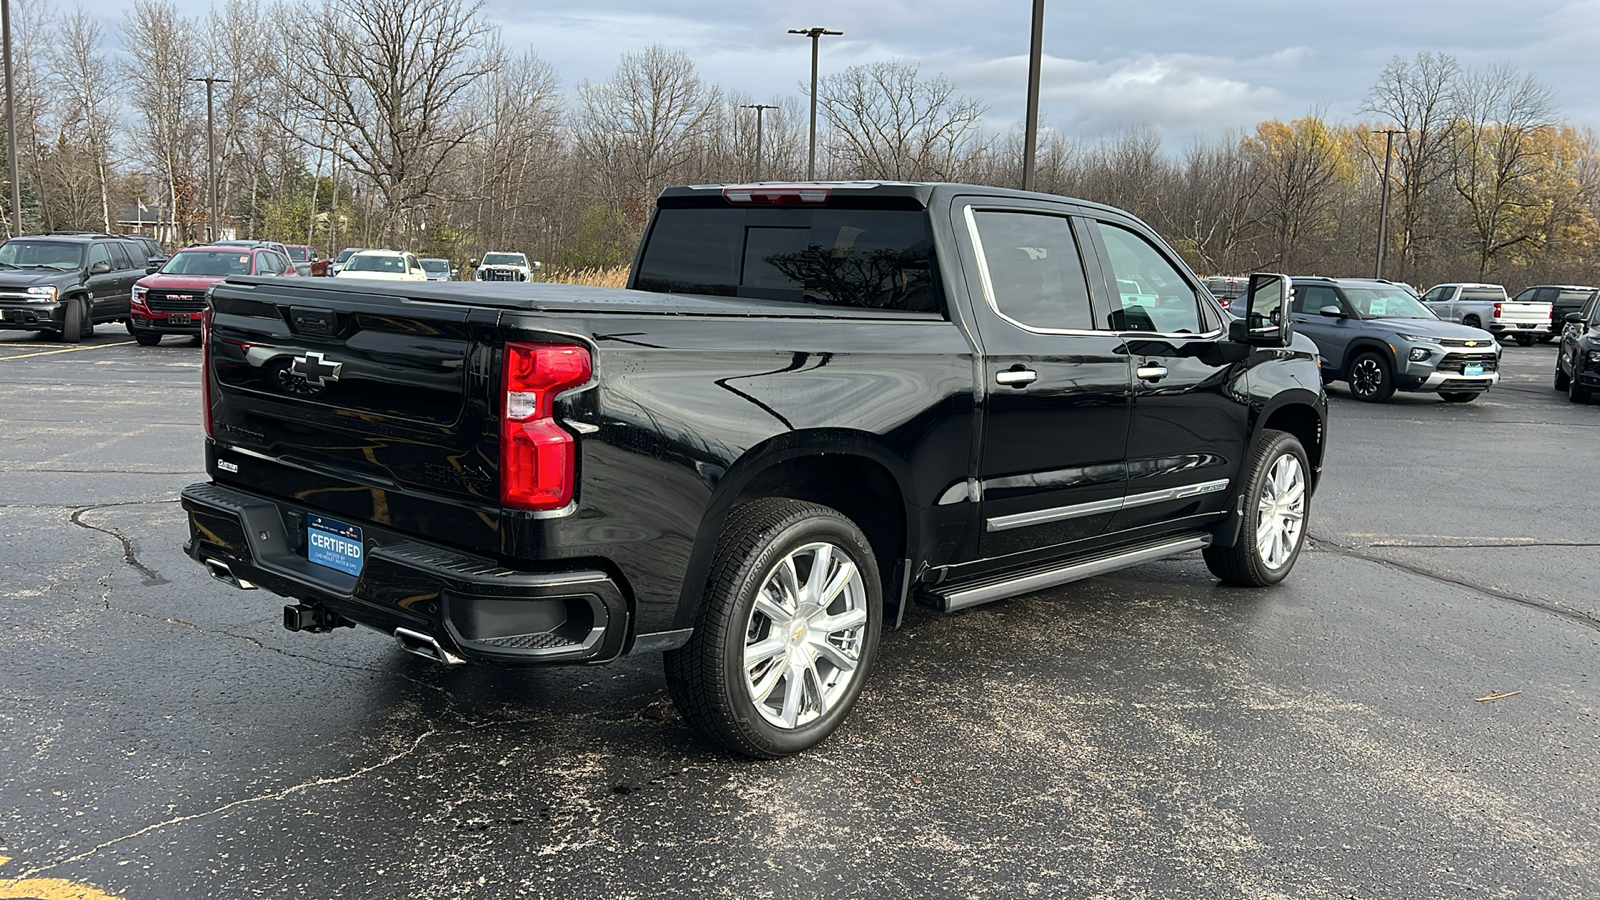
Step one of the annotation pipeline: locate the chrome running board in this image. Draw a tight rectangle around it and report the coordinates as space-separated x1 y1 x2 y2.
928 534 1210 612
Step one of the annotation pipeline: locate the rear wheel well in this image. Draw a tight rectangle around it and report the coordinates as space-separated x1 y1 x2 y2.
1261 404 1323 487
735 455 905 598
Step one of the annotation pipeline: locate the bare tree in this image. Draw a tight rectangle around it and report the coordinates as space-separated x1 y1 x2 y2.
817 61 987 180
1363 52 1462 282
460 44 564 257
122 0 202 242
574 45 721 222
47 6 117 232
1449 64 1557 278
277 0 496 245
1158 133 1264 274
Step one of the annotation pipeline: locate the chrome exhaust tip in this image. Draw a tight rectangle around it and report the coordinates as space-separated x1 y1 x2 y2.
203 558 257 590
393 627 465 665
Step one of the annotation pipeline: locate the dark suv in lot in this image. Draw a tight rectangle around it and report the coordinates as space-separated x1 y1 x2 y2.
0 233 154 342
1290 276 1502 402
1513 284 1595 343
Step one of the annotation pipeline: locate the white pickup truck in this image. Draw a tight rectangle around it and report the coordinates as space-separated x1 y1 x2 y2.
1421 282 1553 345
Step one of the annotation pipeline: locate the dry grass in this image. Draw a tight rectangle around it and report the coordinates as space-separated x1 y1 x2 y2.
538 265 630 288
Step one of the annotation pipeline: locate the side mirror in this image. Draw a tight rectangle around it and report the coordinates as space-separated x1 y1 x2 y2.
1566 312 1581 324
530 260 543 272
1319 305 1344 318
450 268 459 277
88 260 112 275
1228 273 1293 347
146 264 160 275
468 258 479 268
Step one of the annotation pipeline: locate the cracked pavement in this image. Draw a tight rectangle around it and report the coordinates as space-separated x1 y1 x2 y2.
1 329 1597 899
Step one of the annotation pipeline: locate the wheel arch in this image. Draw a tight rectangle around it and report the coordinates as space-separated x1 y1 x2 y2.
1211 391 1325 549
671 430 915 631
1337 339 1396 380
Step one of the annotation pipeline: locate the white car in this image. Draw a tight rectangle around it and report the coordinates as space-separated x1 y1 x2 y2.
472 251 538 282
334 250 427 282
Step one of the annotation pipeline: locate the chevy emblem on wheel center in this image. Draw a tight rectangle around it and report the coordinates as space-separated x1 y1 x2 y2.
290 351 342 387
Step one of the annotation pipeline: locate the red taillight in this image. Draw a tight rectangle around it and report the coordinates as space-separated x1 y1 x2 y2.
201 308 214 438
721 184 831 205
501 342 592 510
1493 302 1502 318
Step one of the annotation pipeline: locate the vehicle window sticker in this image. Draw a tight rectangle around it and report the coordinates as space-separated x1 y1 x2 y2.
1368 297 1388 316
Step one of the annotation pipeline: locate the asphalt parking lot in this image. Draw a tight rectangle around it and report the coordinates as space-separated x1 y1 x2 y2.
1 327 1596 899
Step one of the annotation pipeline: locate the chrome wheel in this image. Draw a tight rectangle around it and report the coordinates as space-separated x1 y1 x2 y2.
741 541 869 730
1254 453 1305 571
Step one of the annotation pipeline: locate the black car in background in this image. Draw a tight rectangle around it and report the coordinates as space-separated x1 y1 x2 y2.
1555 290 1600 403
0 233 153 342
1513 284 1596 342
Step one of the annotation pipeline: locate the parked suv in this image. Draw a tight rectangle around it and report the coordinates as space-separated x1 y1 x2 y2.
1554 290 1600 403
1291 276 1501 402
0 233 152 342
1513 284 1595 343
129 244 296 345
1202 275 1248 311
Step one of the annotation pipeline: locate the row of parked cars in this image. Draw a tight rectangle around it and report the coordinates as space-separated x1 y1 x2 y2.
0 230 544 347
1206 275 1598 405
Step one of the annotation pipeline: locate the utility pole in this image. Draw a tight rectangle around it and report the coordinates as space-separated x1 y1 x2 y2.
740 103 778 181
1022 0 1045 192
3 0 22 237
788 27 841 182
1374 128 1401 280
188 75 230 242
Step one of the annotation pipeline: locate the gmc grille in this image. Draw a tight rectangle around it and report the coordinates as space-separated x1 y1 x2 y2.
147 291 206 312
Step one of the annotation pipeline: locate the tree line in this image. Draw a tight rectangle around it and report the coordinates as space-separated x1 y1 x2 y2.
6 0 1600 291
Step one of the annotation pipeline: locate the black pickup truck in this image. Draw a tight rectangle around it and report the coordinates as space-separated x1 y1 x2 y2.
182 182 1327 757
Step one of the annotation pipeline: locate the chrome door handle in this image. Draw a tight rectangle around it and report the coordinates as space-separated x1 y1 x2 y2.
995 368 1038 386
1136 365 1168 382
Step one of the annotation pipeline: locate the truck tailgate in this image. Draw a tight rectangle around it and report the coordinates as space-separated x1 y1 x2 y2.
206 278 508 554
1497 301 1552 325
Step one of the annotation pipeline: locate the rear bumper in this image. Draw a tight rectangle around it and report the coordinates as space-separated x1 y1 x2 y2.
181 482 630 665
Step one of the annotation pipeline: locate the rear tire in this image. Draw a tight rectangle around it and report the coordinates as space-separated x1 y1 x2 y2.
1438 392 1479 403
1515 333 1535 347
1204 430 1310 587
133 332 161 346
1347 352 1395 402
1555 360 1571 391
664 498 881 759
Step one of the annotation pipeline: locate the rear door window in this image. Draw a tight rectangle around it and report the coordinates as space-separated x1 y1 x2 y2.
969 210 1094 331
107 242 134 270
634 206 939 313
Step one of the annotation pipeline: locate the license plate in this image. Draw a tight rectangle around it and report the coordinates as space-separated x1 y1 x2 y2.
1464 363 1484 376
168 312 195 322
1518 323 1534 329
307 514 364 577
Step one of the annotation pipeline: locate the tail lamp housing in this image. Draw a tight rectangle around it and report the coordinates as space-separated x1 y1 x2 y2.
201 307 214 438
501 342 592 510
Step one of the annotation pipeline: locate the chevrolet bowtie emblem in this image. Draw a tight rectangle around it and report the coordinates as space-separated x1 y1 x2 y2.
289 351 342 387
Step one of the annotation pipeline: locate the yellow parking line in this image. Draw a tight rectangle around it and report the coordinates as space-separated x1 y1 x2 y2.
0 876 123 899
0 341 134 361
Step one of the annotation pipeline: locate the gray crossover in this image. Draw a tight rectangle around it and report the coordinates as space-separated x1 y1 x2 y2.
1291 277 1501 403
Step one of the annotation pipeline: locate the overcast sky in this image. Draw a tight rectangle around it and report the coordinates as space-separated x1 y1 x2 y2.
475 0 1600 144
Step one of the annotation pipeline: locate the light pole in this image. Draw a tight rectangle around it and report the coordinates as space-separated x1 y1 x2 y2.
3 0 21 236
188 75 230 241
788 27 841 182
740 103 778 181
1022 0 1045 191
1374 128 1401 279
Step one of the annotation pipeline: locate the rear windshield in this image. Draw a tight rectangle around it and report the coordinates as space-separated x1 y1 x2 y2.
163 249 256 276
1558 289 1595 302
1463 288 1507 301
634 206 940 313
284 246 310 262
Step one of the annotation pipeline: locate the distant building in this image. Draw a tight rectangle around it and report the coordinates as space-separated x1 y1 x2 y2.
114 204 234 245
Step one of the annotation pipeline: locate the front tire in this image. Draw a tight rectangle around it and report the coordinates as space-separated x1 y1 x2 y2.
1347 352 1395 402
1204 430 1310 587
133 332 161 346
59 298 85 344
664 498 882 759
1438 391 1480 403
1554 359 1570 391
